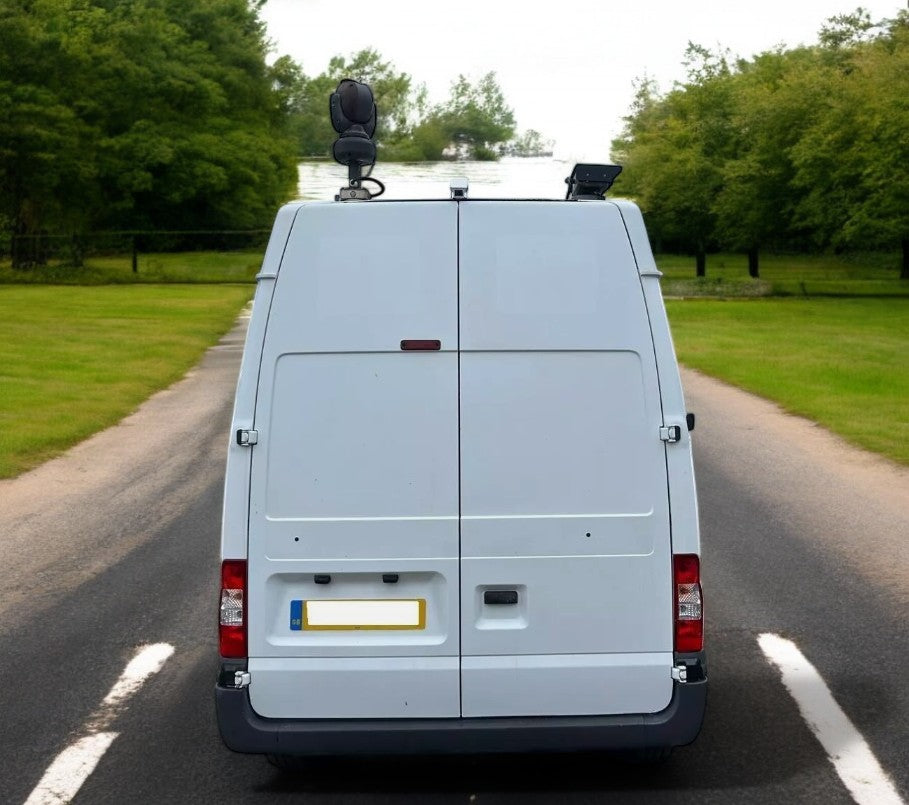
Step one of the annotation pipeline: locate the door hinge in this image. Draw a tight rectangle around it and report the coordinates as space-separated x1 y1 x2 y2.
234 671 251 688
671 663 688 684
660 425 682 443
236 429 258 446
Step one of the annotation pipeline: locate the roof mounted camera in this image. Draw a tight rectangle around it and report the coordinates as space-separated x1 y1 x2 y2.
330 79 385 201
565 164 623 201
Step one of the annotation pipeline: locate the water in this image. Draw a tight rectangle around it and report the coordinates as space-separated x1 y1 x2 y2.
296 157 578 203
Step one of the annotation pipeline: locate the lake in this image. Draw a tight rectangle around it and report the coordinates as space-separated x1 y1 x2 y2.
296 157 580 203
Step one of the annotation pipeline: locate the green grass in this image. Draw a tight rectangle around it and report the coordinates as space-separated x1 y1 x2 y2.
666 297 909 465
658 252 909 297
0 284 252 478
0 250 264 285
2 249 907 478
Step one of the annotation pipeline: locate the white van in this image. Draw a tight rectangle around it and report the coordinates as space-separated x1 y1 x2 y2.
216 176 706 762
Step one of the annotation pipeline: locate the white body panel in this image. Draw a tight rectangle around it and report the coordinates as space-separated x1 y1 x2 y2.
264 352 458 520
249 657 459 719
461 653 673 717
225 197 700 723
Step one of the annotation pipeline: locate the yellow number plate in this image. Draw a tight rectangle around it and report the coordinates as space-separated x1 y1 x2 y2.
303 599 426 630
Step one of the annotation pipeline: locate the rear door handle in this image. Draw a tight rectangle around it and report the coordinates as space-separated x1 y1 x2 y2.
484 590 518 605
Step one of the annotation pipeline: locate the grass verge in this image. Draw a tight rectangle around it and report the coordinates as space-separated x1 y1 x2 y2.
666 297 909 465
0 284 252 478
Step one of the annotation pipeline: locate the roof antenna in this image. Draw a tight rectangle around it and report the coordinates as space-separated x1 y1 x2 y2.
565 164 622 200
330 79 385 201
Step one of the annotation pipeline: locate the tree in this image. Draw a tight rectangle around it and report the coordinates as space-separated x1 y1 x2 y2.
327 49 413 139
791 11 909 277
614 15 908 278
277 51 519 163
0 0 102 263
710 47 818 277
612 45 736 276
287 49 418 158
93 0 297 231
0 0 298 262
818 7 878 49
437 73 516 160
508 129 554 157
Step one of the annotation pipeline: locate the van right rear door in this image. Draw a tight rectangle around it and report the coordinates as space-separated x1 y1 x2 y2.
458 201 675 717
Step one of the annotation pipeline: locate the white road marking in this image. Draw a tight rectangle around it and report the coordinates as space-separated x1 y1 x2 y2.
23 643 174 805
758 633 904 805
96 642 173 725
22 734 118 805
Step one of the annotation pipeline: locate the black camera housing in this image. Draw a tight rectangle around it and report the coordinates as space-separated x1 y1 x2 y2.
330 80 378 173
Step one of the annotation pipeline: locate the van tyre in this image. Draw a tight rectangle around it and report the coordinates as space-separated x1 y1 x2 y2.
623 746 673 764
267 754 315 773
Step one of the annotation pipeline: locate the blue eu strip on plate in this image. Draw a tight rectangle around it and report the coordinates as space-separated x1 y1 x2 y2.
290 599 303 631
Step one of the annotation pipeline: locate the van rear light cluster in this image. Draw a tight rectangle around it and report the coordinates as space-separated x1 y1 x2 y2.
219 560 247 658
673 554 703 652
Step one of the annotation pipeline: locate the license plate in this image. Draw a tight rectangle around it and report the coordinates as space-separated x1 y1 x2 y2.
290 599 426 630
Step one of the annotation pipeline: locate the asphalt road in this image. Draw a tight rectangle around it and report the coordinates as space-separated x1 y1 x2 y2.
1 313 907 804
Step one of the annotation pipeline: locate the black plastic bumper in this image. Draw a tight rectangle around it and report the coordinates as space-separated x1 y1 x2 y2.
216 666 707 756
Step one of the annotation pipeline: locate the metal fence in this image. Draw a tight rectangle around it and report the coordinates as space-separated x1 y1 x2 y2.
1 229 271 270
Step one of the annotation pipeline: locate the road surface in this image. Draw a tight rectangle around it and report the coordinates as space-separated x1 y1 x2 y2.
1 311 906 804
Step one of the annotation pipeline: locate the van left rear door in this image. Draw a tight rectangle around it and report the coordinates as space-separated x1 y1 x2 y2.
246 202 461 719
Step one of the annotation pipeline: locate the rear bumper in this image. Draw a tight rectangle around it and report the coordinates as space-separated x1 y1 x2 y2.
216 660 707 756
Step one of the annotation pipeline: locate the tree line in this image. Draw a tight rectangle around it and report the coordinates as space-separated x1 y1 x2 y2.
273 48 526 161
0 0 532 263
611 9 908 278
0 0 297 257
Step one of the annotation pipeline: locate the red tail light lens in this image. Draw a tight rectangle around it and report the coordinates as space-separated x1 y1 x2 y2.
219 559 247 658
673 554 703 652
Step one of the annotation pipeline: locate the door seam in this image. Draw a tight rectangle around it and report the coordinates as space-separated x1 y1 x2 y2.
456 200 463 718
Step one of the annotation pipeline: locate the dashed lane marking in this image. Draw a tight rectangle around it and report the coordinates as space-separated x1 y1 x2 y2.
23 643 174 805
759 633 904 805
21 636 906 803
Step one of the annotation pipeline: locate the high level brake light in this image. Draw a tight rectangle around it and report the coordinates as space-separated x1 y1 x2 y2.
219 560 247 658
673 554 703 652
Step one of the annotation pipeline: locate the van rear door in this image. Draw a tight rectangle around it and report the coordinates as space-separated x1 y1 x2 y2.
245 202 461 719
458 202 674 717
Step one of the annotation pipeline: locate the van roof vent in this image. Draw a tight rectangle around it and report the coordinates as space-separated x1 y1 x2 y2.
565 164 622 201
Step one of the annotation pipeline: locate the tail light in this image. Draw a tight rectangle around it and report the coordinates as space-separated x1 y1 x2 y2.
219 560 247 658
673 554 703 652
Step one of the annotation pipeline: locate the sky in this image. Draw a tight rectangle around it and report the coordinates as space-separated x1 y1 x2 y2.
260 0 905 161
